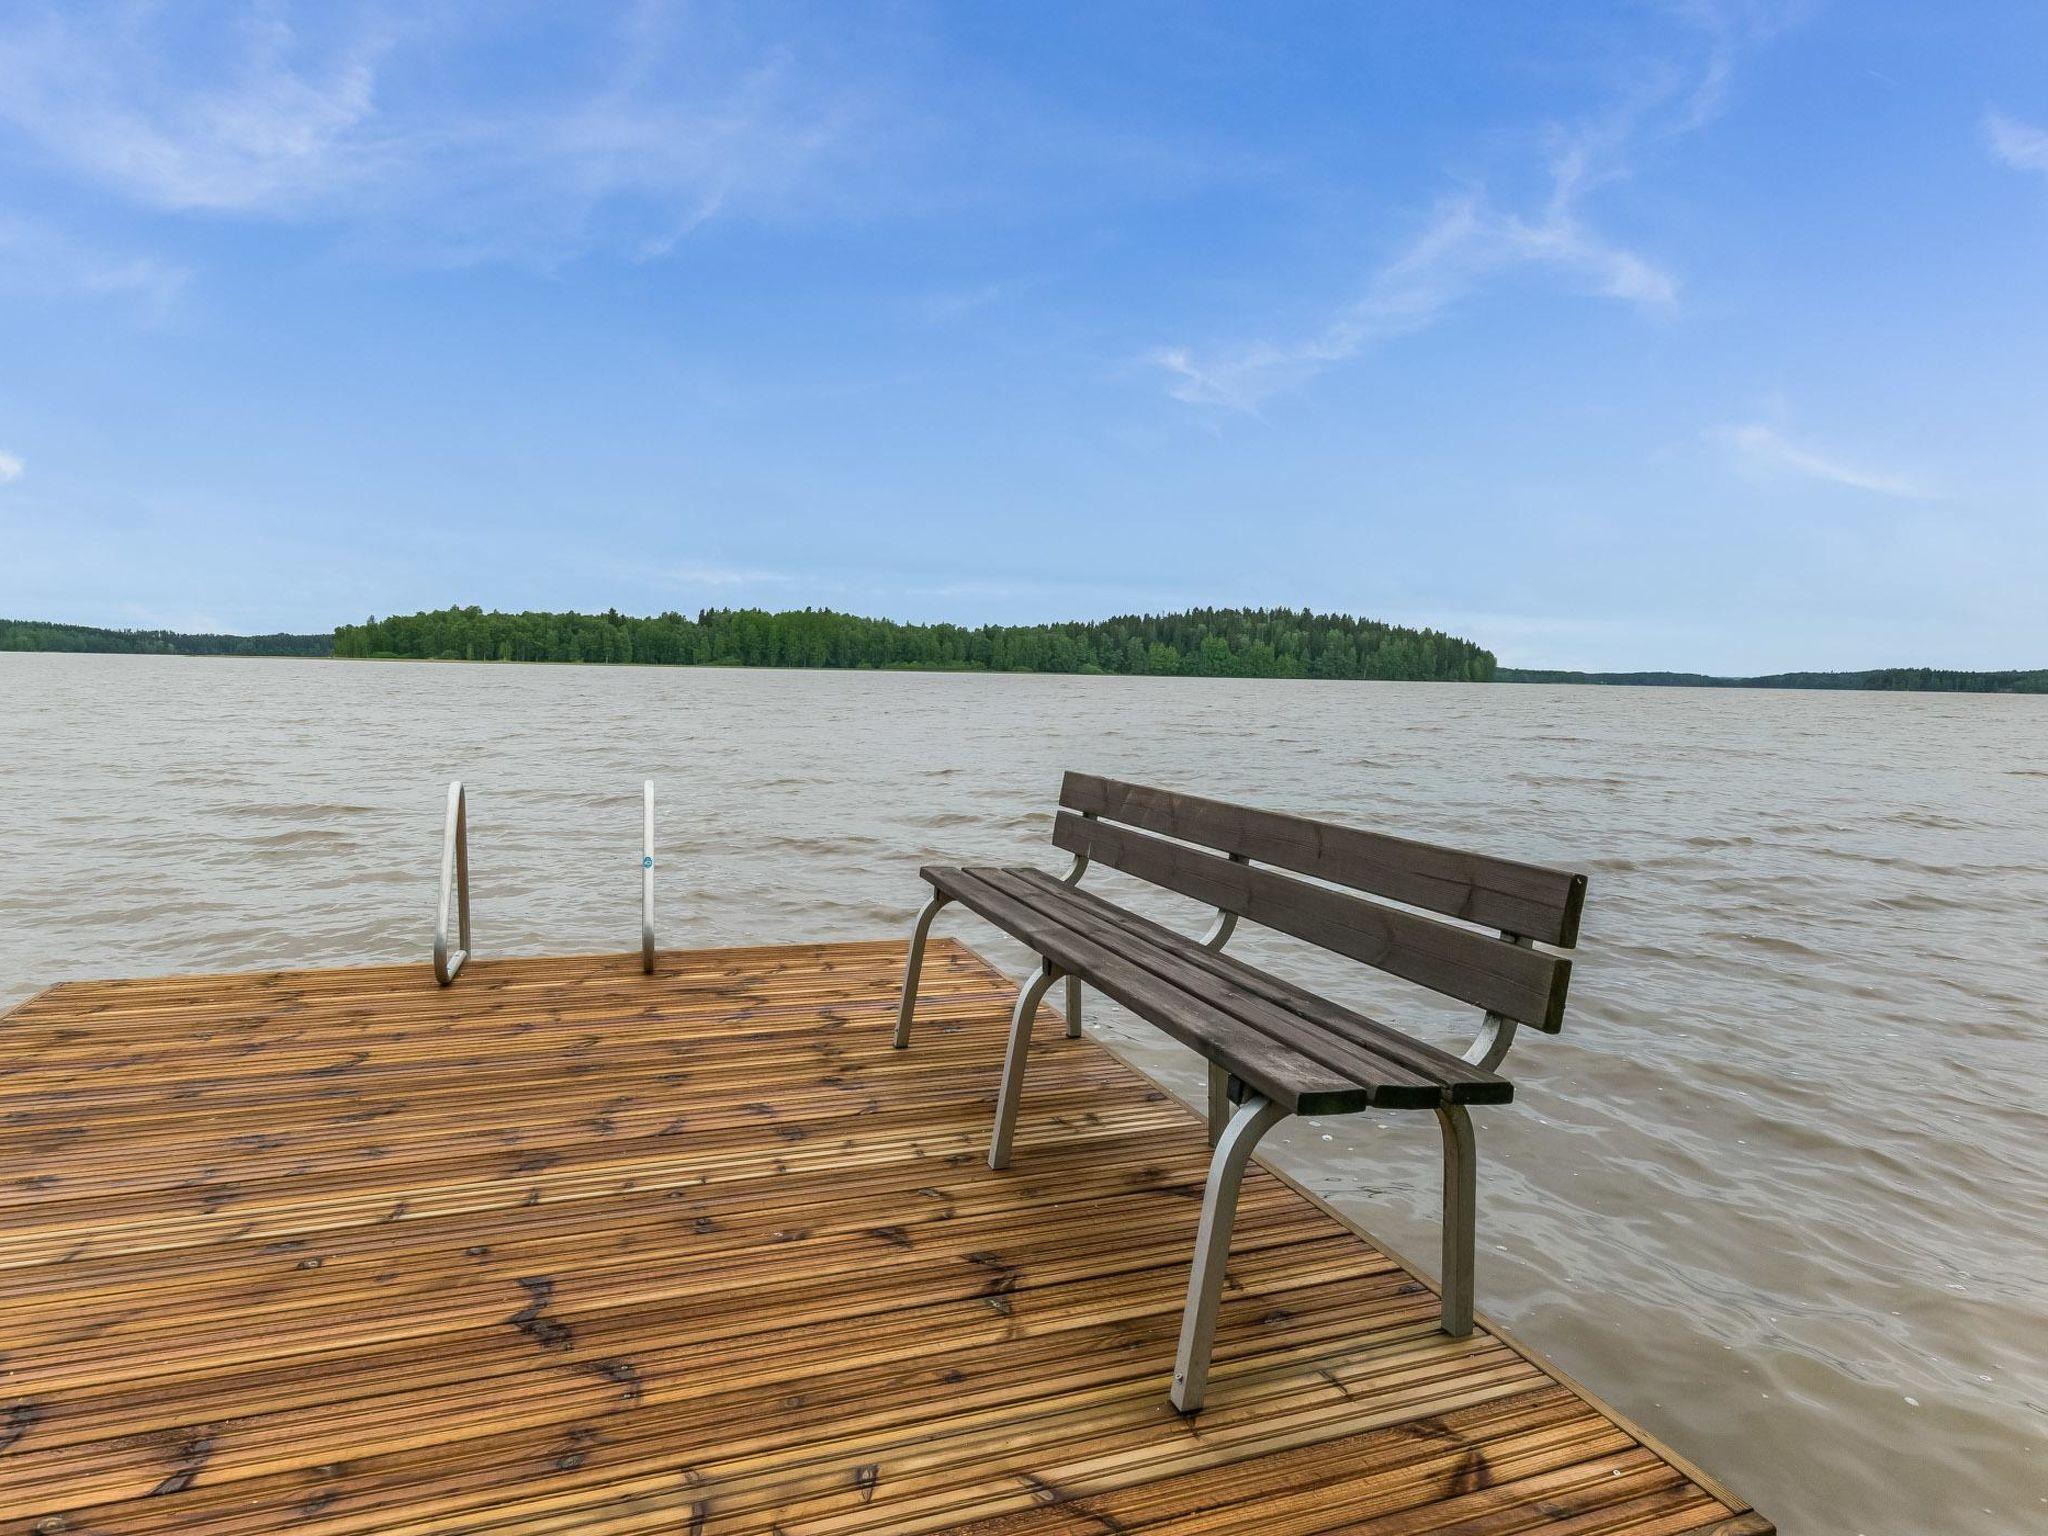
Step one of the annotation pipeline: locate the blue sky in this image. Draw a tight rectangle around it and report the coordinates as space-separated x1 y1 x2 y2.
1 1 2045 671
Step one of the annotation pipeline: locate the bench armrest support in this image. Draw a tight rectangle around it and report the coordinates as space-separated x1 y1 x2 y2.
1458 933 1533 1071
1198 852 1251 951
1462 1014 1518 1072
1062 809 1097 886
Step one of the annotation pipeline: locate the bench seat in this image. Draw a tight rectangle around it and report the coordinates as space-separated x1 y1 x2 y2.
922 863 1510 1114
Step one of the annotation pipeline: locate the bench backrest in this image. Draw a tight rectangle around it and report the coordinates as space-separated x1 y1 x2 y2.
1053 773 1586 1031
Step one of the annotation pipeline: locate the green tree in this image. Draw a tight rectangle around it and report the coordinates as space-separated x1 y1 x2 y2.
320 604 1517 685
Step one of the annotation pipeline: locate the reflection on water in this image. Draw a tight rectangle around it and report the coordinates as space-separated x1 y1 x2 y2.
2 652 2043 1534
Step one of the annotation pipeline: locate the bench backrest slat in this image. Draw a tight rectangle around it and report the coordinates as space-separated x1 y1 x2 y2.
1052 812 1574 1030
1060 772 1586 947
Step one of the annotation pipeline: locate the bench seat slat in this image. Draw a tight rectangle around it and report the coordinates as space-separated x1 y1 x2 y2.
1006 866 1512 1105
921 866 1371 1115
1061 773 1588 946
1053 812 1572 1031
971 867 1455 1108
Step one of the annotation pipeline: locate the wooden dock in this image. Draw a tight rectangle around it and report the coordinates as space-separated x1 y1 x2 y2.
0 938 1770 1534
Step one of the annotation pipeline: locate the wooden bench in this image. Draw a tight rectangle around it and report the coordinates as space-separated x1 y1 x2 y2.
895 773 1588 1412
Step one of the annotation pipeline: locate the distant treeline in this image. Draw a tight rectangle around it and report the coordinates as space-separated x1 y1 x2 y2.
1498 667 2048 694
11 612 2038 692
333 606 1497 681
0 619 332 657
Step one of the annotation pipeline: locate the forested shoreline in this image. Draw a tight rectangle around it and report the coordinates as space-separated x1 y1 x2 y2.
0 619 332 656
7 611 2042 691
1498 666 2048 693
332 606 1496 681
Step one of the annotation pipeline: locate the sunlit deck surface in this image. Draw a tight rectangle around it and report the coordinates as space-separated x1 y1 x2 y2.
0 939 1769 1534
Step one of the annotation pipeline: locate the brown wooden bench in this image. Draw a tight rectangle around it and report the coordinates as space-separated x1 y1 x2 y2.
894 773 1588 1411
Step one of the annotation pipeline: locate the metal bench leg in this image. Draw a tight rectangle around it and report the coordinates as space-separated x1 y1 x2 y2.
1064 973 1082 1038
1170 1093 1288 1413
892 893 951 1049
988 960 1061 1171
1206 1062 1230 1147
1436 1105 1476 1337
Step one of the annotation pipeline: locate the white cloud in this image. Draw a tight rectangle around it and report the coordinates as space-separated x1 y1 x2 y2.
1718 422 1936 500
0 450 21 484
0 213 188 319
666 562 793 588
900 575 1200 610
1410 608 1717 672
1985 112 2048 177
1154 179 1678 412
1152 3 1793 412
0 7 389 214
916 281 1021 324
0 6 873 268
113 604 230 634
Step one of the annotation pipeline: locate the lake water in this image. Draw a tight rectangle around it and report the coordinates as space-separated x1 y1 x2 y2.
2 651 2043 1534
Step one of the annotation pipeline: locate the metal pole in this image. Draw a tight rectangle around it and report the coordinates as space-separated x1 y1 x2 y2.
641 780 656 974
1170 1093 1289 1411
987 960 1060 1170
434 781 471 986
893 892 951 1049
1436 1104 1477 1337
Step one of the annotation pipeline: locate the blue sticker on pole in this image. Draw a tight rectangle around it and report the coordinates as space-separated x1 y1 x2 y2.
643 855 654 869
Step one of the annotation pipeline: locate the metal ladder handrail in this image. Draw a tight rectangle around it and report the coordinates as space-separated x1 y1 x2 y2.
641 779 656 973
433 780 471 986
434 779 658 984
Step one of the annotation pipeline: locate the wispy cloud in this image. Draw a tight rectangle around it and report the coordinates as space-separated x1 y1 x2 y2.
1985 112 2048 177
915 280 1026 325
1412 608 1716 671
0 450 22 484
1155 182 1677 412
0 5 874 269
666 561 794 588
899 576 1202 611
0 6 392 215
0 214 188 319
1153 3 1791 413
1718 422 1936 500
112 603 231 634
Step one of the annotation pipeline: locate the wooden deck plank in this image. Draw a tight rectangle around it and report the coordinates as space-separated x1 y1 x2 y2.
0 938 1768 1534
